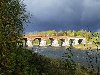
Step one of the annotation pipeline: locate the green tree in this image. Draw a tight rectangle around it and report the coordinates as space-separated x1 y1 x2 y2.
57 30 63 36
63 47 76 75
93 32 99 37
67 30 72 36
46 30 57 36
0 0 28 74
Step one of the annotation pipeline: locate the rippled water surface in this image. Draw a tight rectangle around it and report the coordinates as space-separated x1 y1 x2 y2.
27 46 100 69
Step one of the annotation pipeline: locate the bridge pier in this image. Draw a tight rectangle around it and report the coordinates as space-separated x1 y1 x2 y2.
59 39 69 46
74 39 79 45
59 39 65 46
39 39 47 46
26 40 33 47
69 39 75 46
49 38 54 46
23 38 27 47
62 40 69 46
52 39 59 47
81 39 86 44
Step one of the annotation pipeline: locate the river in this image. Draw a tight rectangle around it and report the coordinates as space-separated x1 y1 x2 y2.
26 46 100 69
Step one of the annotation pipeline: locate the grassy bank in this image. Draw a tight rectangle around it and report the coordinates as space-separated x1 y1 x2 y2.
74 44 100 50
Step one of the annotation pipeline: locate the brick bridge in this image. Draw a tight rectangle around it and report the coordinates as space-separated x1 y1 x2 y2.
23 35 86 47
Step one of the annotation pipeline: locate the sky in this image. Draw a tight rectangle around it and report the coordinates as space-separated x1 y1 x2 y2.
23 0 100 33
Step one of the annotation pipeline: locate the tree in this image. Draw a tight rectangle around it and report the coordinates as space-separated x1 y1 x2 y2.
67 30 72 36
0 0 28 74
93 32 99 37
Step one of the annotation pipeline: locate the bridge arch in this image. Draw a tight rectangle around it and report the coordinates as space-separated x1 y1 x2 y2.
23 35 86 47
32 38 41 46
78 39 83 44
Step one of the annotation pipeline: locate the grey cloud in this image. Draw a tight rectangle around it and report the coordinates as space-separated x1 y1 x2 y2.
25 0 83 21
81 0 100 23
24 0 100 32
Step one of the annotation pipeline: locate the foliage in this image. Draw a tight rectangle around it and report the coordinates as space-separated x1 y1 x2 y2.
11 49 97 75
63 47 77 75
0 0 100 75
27 30 99 42
5 48 33 75
0 0 28 74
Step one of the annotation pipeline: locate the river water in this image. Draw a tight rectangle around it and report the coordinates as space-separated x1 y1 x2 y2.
27 46 100 69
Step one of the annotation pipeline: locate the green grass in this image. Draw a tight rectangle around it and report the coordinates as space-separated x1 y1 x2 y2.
74 44 100 50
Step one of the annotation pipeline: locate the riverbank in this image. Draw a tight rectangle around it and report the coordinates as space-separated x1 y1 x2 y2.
73 44 100 50
28 48 99 75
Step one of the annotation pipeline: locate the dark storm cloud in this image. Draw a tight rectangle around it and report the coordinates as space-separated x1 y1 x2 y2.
24 0 100 32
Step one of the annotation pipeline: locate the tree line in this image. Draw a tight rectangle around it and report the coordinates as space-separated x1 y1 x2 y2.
28 30 100 44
